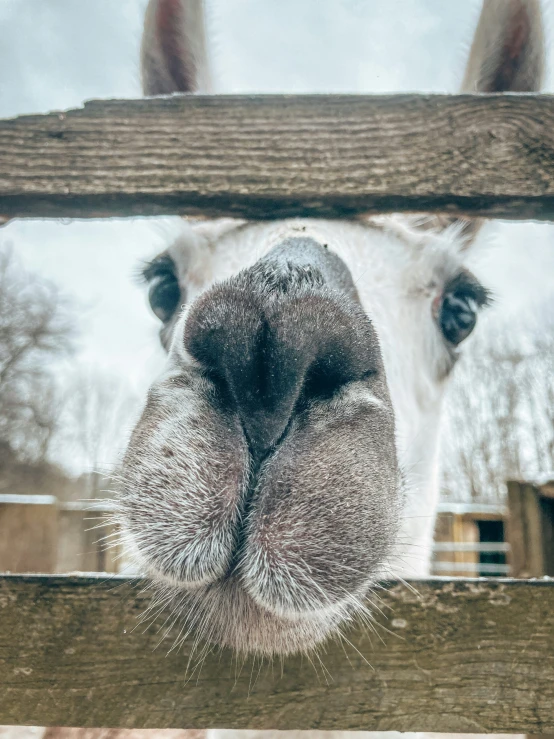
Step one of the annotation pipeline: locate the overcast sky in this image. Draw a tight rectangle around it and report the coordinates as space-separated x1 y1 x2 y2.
1 0 554 431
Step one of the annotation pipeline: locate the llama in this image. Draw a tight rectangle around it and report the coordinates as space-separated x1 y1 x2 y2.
119 0 545 657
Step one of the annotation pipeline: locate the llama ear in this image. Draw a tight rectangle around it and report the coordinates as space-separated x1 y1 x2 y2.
141 0 211 95
461 0 545 93
437 1 545 247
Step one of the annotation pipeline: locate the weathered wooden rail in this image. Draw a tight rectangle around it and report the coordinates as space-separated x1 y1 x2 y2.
1 574 553 733
1 94 554 221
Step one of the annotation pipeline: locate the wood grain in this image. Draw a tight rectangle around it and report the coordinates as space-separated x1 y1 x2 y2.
1 94 554 221
507 481 554 577
0 502 58 574
1 574 553 733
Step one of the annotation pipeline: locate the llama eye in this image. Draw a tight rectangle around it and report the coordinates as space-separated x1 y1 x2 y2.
438 273 490 346
148 276 181 323
440 291 478 345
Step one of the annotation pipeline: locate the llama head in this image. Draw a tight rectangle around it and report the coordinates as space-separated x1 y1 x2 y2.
119 0 544 655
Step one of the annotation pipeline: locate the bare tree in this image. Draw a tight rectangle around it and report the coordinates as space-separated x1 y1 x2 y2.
53 365 142 498
0 247 75 463
441 296 554 504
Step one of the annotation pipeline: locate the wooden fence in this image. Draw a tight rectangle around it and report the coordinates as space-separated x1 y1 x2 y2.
0 495 510 577
507 478 554 577
432 504 510 577
1 94 554 222
1 94 554 733
0 495 120 575
1 574 553 734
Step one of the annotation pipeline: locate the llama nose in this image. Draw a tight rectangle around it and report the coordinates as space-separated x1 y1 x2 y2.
184 240 379 457
189 309 312 454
